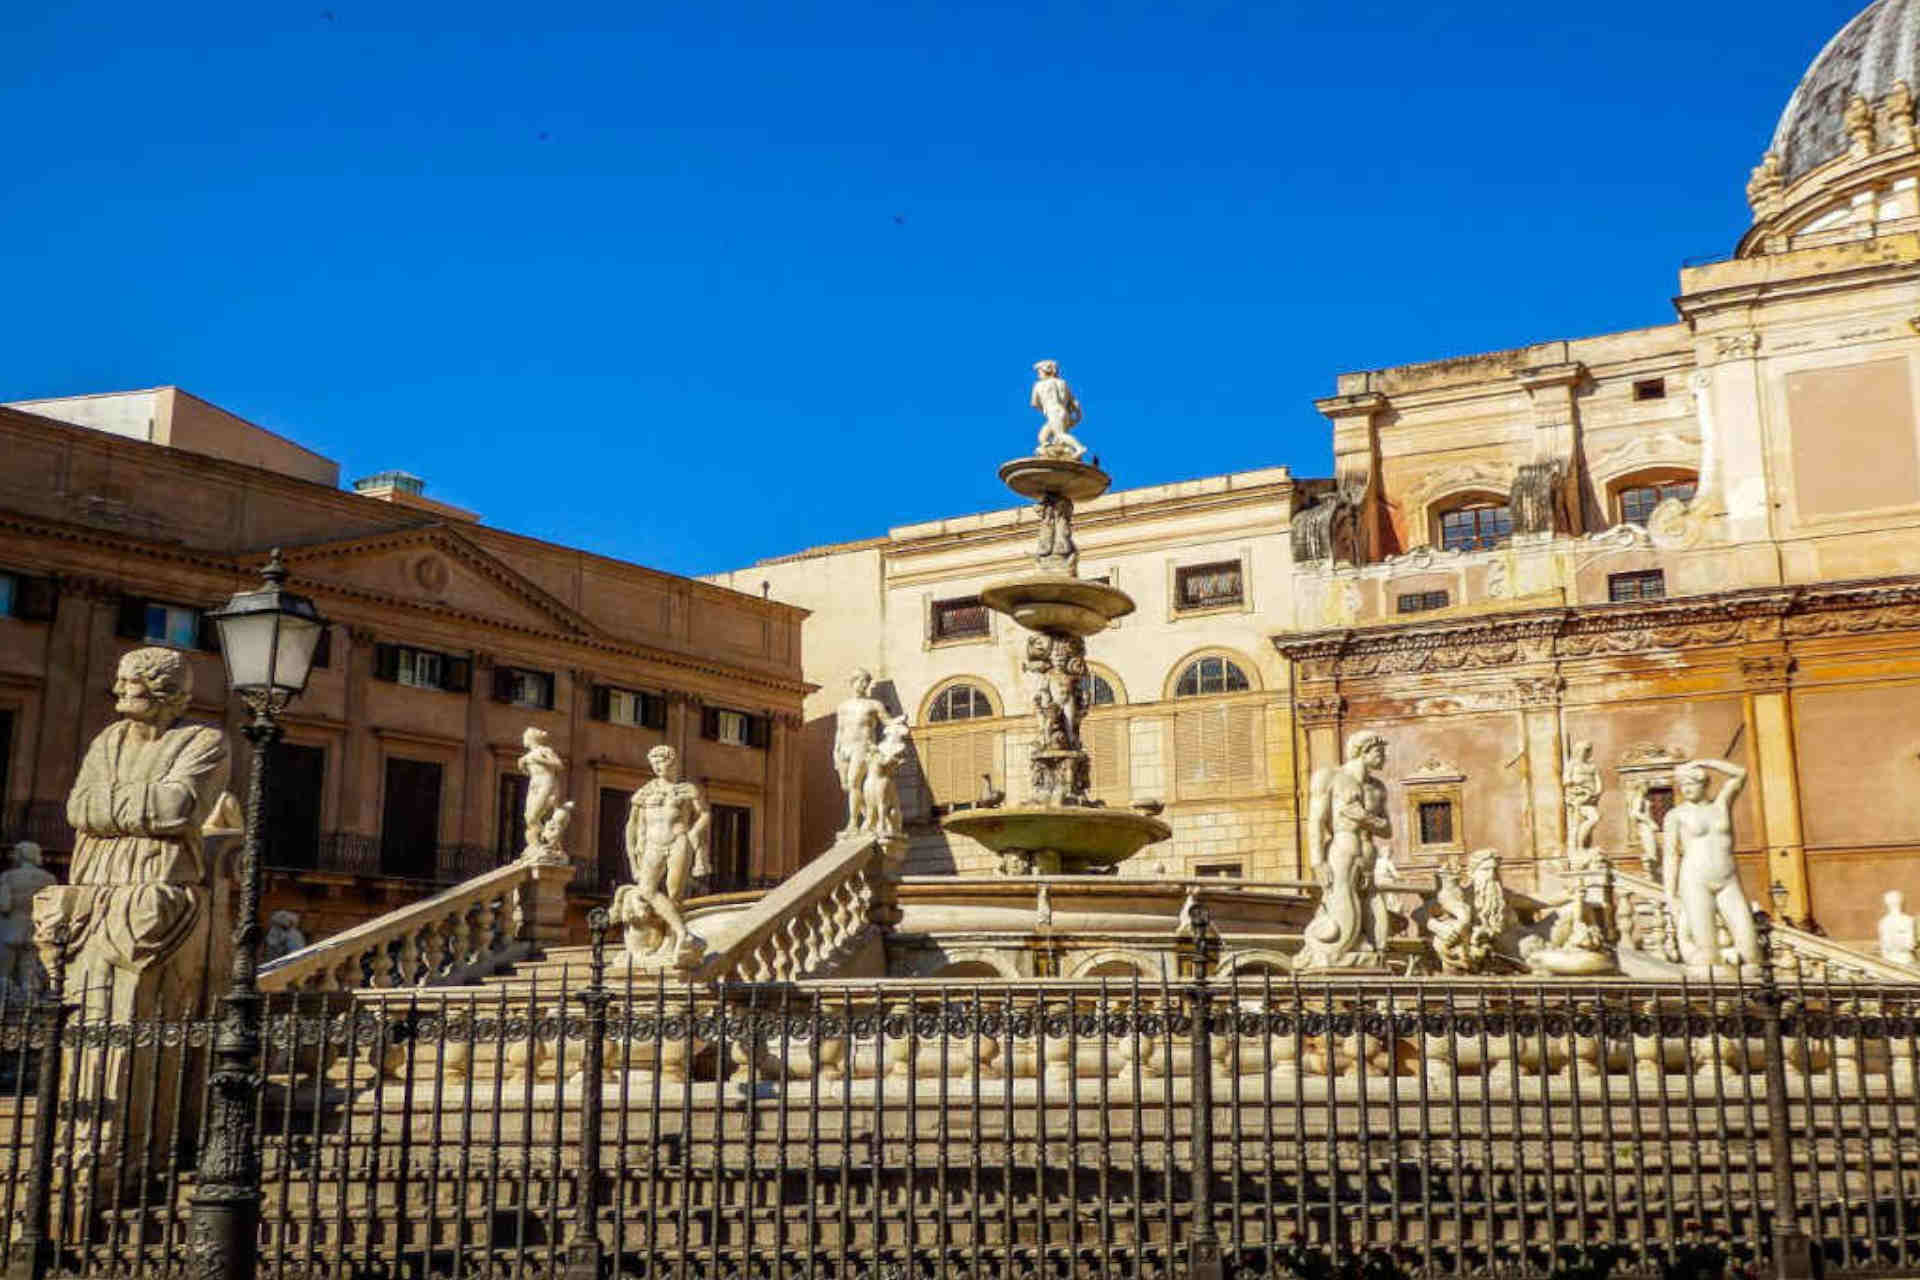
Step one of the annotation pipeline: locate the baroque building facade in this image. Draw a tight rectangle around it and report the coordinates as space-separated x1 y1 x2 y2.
0 394 808 941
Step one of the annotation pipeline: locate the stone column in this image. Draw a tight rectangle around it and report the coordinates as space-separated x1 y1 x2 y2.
1740 653 1809 925
767 712 800 879
1512 675 1565 865
460 653 493 851
343 626 379 836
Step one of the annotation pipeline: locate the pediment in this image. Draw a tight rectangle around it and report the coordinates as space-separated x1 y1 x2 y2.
285 526 600 639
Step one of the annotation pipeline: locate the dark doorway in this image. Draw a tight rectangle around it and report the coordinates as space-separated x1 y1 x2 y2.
709 804 752 893
265 742 325 869
381 757 442 879
596 786 630 894
497 774 529 861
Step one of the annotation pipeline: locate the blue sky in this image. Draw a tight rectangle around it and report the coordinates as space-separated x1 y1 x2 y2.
0 1 1854 577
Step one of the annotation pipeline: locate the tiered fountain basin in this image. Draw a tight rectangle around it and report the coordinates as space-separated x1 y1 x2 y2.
939 804 1173 874
978 576 1133 637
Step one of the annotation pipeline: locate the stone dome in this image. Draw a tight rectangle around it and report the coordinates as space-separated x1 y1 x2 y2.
1769 0 1918 182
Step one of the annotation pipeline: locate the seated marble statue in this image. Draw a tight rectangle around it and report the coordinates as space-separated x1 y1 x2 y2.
1880 890 1917 967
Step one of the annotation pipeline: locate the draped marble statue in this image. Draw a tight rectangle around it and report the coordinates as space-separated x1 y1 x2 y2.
1880 890 1917 967
1295 732 1391 970
36 647 232 1023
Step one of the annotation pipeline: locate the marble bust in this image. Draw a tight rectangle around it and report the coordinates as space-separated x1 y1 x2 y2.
1879 890 1917 966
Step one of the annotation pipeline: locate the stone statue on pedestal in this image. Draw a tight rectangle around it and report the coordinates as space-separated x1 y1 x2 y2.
1662 758 1762 975
1627 780 1661 879
261 909 306 964
1030 360 1087 461
834 669 894 836
0 842 56 998
611 745 710 967
861 716 912 839
1295 732 1391 970
1879 890 1917 966
517 727 565 854
36 647 232 1023
1562 740 1602 868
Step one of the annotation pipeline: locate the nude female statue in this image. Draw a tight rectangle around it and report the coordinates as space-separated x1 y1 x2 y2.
1662 758 1761 973
517 727 565 851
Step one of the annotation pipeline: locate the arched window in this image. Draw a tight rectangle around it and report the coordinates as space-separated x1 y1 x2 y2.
1174 656 1250 698
1616 475 1696 526
926 683 994 722
1079 673 1116 707
1437 497 1512 552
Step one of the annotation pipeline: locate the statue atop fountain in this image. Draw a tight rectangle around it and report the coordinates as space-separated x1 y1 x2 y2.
1030 359 1086 461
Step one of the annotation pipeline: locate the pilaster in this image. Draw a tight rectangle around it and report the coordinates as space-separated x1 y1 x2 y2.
1511 675 1565 864
1738 652 1809 925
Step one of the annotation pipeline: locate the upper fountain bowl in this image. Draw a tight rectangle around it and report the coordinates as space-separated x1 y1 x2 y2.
998 456 1112 504
981 575 1135 637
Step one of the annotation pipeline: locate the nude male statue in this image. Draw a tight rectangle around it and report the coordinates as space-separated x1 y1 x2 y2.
1562 740 1602 867
833 669 893 834
1030 360 1087 461
615 745 710 961
1295 731 1392 969
1662 758 1761 973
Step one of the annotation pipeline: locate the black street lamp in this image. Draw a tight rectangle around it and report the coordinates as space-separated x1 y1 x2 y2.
191 549 326 1280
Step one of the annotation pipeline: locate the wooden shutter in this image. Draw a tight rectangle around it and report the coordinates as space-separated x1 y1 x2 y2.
1176 703 1262 799
115 596 147 639
196 611 220 652
444 655 473 693
311 625 332 669
491 665 515 703
13 576 56 623
372 643 400 683
642 692 668 731
589 685 611 721
1088 713 1128 801
747 715 771 749
924 728 999 807
1225 703 1261 789
700 707 720 740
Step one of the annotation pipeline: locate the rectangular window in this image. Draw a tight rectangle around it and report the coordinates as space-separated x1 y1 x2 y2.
374 643 471 693
931 596 989 641
0 574 13 617
716 709 751 747
1175 560 1244 611
1619 481 1696 526
1417 800 1454 847
1439 506 1513 553
494 666 555 710
0 575 55 623
1633 378 1667 401
1195 862 1243 878
1608 570 1667 602
596 686 668 730
1396 590 1449 614
144 603 202 649
701 706 769 748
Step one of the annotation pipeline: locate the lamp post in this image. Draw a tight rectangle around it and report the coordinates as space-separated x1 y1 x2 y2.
191 549 327 1280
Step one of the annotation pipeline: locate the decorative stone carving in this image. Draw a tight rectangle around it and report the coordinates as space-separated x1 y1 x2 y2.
1562 741 1603 868
0 842 55 998
1290 480 1363 564
1745 151 1784 211
1845 92 1875 154
35 647 232 1023
1295 694 1345 726
517 727 568 861
861 716 912 839
1035 884 1053 931
1878 890 1916 967
1509 459 1568 536
1426 848 1509 975
1626 781 1662 879
1030 360 1086 461
1511 676 1562 708
1295 732 1390 970
1023 635 1092 806
261 910 307 964
609 745 710 968
1521 884 1616 975
1739 654 1794 691
1663 758 1762 976
834 669 895 836
1033 492 1079 575
1713 332 1760 361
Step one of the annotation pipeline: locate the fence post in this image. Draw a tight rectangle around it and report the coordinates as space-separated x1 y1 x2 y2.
564 909 611 1280
1185 903 1224 1280
6 924 68 1280
1754 910 1813 1279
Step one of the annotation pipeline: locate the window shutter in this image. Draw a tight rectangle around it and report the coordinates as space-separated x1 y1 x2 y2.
971 729 998 795
115 596 147 640
444 656 473 693
643 693 668 731
1225 703 1262 789
700 707 720 741
923 733 960 807
1089 713 1127 799
196 611 220 652
590 685 611 721
373 643 400 683
491 665 515 703
14 576 56 623
747 715 771 749
311 625 332 669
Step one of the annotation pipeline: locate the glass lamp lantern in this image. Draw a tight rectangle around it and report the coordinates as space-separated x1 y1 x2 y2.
207 548 327 704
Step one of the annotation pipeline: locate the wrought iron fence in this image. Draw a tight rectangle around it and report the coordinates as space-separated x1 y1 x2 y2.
3 919 1919 1278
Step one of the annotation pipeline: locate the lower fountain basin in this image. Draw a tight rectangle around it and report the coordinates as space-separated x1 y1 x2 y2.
940 805 1172 874
980 575 1135 637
